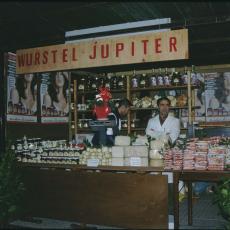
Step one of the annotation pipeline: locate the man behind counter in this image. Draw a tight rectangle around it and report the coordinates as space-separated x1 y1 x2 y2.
145 96 180 144
92 98 132 146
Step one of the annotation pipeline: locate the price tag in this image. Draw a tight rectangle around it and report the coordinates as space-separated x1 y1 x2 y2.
87 158 99 167
130 157 141 166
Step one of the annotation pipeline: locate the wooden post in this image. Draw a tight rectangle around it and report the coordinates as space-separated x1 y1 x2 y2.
187 70 192 125
74 80 77 136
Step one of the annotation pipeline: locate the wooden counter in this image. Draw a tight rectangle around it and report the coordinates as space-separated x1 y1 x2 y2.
17 163 168 229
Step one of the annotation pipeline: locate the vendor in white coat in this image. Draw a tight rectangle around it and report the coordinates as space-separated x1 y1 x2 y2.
145 97 180 144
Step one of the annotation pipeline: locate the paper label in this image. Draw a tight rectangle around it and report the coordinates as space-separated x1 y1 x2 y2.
87 158 99 167
130 157 141 166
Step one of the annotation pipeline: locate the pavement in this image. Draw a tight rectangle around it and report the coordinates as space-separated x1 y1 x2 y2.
10 192 229 229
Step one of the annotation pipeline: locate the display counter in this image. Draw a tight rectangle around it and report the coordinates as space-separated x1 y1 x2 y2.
17 163 169 229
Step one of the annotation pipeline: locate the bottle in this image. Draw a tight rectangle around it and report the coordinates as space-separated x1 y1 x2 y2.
172 71 181 86
91 76 98 91
86 76 91 90
98 73 106 88
105 73 112 89
111 74 118 89
140 73 147 88
118 75 125 89
157 68 164 86
182 66 188 85
163 67 171 86
149 69 157 87
78 77 85 91
131 70 139 88
191 65 197 85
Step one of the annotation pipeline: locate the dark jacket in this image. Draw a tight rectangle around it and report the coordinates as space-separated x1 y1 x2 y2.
92 108 121 146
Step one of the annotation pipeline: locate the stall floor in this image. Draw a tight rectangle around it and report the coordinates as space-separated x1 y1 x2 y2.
10 192 229 229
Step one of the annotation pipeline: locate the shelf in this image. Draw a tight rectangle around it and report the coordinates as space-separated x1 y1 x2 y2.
130 106 200 111
131 127 187 131
77 110 93 114
130 84 199 92
77 89 126 95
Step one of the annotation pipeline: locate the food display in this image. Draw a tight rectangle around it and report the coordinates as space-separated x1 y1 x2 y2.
164 136 230 171
14 136 84 164
79 147 112 166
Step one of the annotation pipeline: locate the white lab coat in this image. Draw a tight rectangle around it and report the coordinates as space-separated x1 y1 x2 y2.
145 115 180 143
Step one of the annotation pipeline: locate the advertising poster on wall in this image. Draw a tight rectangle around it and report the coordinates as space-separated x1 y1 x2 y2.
6 52 38 122
204 72 230 122
40 71 70 123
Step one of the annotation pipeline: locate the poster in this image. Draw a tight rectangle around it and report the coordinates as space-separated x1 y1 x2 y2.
204 72 230 122
7 52 38 122
40 71 70 123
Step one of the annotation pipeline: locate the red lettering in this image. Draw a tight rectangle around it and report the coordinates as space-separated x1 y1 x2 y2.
101 44 109 58
89 43 97 59
116 43 124 57
42 51 48 64
72 48 77 61
26 53 32 65
17 55 25 67
170 37 177 52
51 50 57 63
131 41 135 56
141 40 149 55
155 38 162 53
34 52 40 65
62 48 68 62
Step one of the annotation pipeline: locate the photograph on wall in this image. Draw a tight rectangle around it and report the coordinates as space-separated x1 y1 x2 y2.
194 73 206 122
6 52 38 122
40 71 70 123
204 72 230 122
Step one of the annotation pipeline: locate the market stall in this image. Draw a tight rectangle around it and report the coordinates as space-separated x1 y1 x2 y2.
4 27 230 229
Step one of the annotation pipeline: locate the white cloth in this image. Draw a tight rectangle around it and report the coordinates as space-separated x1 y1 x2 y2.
145 115 180 143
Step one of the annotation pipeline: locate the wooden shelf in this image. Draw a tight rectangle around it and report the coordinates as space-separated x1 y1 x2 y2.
130 127 188 131
77 89 126 95
130 85 199 92
77 110 93 114
130 106 200 111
